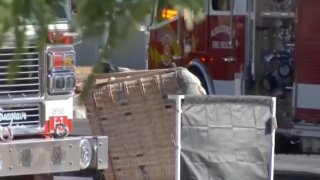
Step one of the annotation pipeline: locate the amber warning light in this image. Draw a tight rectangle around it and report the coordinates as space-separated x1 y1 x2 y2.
161 8 178 20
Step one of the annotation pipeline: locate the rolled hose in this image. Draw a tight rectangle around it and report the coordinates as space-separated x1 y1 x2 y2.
277 63 292 78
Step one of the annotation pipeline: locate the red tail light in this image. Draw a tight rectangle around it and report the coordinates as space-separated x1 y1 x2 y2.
53 53 64 68
49 52 75 70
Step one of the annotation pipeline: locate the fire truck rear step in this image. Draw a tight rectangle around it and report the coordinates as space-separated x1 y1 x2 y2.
0 136 108 177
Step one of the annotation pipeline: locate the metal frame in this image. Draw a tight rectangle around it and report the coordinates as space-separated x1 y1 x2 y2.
47 51 76 73
168 95 184 180
48 72 76 94
277 124 320 138
290 124 320 138
169 95 276 180
0 136 108 177
247 0 256 80
269 97 276 180
44 44 76 99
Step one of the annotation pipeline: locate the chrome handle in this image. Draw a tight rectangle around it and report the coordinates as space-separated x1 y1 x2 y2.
221 57 236 62
171 56 182 61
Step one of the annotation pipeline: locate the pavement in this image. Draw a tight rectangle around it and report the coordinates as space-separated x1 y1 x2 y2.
274 154 320 179
275 173 320 180
275 154 320 175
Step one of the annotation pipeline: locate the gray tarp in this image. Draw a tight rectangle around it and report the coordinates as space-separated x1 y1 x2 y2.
179 96 277 180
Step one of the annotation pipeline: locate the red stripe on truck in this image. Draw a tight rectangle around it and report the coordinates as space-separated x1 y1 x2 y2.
295 0 320 84
295 108 320 123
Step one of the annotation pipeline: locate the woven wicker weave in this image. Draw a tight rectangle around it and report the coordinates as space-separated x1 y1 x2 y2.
84 67 204 180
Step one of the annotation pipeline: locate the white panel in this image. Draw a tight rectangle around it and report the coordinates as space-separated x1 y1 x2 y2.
234 0 247 14
45 97 73 120
296 84 320 109
213 80 235 95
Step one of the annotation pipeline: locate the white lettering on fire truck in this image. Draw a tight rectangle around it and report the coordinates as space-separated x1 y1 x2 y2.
211 25 234 37
0 108 27 122
52 107 65 115
211 25 238 49
212 41 233 49
45 99 73 120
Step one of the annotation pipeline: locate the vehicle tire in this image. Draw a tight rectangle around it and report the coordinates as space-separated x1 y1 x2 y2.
188 66 209 94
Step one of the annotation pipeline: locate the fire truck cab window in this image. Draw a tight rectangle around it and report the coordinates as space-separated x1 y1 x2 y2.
29 0 68 21
212 0 231 11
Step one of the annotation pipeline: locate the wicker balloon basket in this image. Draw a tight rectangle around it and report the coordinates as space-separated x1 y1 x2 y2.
82 68 205 180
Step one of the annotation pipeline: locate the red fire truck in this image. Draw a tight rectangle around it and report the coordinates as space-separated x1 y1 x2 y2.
0 1 108 178
144 0 320 154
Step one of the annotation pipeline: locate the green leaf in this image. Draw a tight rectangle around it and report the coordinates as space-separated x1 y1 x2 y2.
0 0 203 97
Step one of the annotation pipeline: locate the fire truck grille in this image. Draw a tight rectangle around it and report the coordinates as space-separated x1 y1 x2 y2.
0 46 40 97
0 104 40 127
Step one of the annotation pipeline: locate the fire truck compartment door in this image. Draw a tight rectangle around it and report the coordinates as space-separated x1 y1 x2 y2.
294 0 320 122
207 0 247 95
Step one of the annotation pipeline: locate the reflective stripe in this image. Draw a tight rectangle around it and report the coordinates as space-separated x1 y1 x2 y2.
213 80 235 95
296 84 320 109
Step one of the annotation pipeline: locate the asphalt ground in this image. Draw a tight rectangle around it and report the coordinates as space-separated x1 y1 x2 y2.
275 172 320 180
